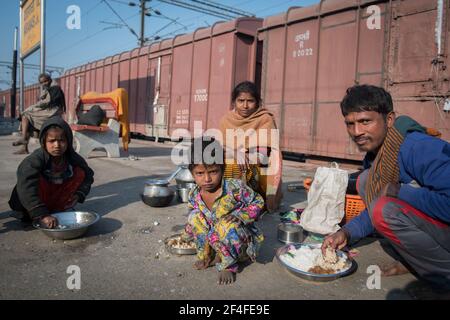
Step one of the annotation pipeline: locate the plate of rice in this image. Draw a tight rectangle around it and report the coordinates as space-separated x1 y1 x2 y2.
276 243 357 282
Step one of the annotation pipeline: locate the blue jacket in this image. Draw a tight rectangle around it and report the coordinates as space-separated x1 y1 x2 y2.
343 132 450 241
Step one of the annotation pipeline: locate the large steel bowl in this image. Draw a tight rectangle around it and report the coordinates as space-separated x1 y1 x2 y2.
32 211 100 240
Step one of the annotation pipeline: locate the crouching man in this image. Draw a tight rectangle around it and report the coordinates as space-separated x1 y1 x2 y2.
322 85 450 297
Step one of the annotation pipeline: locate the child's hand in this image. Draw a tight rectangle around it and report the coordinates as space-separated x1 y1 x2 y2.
237 151 249 175
39 215 58 229
64 194 80 210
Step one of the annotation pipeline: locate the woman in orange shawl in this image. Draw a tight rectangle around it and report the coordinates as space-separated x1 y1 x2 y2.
219 81 282 212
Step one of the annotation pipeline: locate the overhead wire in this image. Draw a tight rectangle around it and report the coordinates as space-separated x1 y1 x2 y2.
102 0 139 38
254 0 297 14
157 0 236 20
48 0 139 60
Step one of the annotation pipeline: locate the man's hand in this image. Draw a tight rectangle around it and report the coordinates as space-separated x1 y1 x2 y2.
380 182 400 198
321 230 349 255
64 194 79 210
39 215 58 229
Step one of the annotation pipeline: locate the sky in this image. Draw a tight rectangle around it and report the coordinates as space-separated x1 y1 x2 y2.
0 0 319 90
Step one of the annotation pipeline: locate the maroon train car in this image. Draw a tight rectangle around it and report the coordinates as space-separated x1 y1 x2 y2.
3 0 449 162
0 82 41 118
258 0 450 160
167 18 262 138
58 17 262 141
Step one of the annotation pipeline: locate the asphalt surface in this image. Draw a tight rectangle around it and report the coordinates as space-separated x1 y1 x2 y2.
0 134 424 300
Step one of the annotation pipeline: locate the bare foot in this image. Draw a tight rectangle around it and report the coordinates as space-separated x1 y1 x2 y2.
381 261 410 276
194 260 209 270
218 270 235 285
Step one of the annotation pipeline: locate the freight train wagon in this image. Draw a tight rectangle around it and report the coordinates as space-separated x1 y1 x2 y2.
2 0 449 162
59 17 263 140
258 0 450 160
1 83 41 118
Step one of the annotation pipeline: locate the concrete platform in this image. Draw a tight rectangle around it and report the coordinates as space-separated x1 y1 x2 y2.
0 135 425 300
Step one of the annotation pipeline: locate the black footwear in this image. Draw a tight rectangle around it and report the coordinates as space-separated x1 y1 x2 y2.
10 211 32 223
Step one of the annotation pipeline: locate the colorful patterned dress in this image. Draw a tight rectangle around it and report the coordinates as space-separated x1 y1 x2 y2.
183 178 265 273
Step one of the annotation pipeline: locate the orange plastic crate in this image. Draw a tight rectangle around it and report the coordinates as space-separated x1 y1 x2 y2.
344 194 366 222
303 178 366 222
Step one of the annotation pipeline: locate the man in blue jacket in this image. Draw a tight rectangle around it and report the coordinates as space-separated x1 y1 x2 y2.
322 85 450 295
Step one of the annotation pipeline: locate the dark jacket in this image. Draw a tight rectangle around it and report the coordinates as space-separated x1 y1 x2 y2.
46 84 66 112
343 131 450 240
8 117 94 218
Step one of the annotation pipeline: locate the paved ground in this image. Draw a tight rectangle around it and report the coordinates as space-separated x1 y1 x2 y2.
0 133 425 300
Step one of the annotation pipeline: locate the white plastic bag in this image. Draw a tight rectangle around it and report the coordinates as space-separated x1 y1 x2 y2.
300 162 348 235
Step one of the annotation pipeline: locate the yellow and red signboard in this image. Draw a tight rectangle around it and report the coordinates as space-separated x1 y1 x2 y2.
21 0 41 58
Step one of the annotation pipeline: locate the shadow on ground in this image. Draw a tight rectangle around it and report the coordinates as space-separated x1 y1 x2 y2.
80 175 182 216
386 279 450 300
0 210 36 234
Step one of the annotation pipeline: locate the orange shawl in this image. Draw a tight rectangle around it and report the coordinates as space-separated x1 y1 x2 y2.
219 108 277 148
219 108 283 212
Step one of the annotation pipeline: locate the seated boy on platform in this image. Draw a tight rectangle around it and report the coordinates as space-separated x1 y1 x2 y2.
183 138 265 285
9 117 94 229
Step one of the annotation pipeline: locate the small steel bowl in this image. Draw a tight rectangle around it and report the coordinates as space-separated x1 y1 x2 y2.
165 234 197 255
177 181 196 190
176 179 195 188
32 211 100 240
176 187 190 203
277 222 305 244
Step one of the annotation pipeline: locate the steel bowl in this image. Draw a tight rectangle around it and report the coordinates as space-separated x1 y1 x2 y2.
177 181 196 190
174 166 194 183
175 179 195 188
145 179 170 186
277 222 305 244
141 193 174 207
164 233 197 255
276 243 357 282
32 211 100 240
176 187 191 203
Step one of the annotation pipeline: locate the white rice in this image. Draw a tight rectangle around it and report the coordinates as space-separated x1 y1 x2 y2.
279 245 349 273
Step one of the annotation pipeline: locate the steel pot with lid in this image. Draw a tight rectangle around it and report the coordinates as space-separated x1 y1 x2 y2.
141 179 175 207
173 165 195 187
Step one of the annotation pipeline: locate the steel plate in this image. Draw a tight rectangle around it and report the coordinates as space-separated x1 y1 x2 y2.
276 243 357 282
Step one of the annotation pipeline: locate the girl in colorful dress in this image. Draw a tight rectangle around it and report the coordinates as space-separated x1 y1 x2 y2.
183 138 265 285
